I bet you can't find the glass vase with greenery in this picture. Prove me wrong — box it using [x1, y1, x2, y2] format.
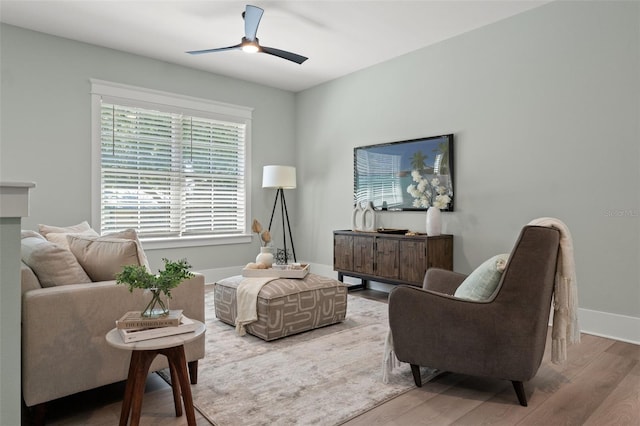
[116, 258, 194, 318]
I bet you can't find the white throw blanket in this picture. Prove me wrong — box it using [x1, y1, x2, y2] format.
[235, 276, 278, 336]
[528, 217, 580, 364]
[382, 329, 401, 384]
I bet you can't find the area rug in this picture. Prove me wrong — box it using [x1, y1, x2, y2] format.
[164, 289, 437, 425]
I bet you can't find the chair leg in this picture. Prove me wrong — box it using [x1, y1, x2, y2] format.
[512, 381, 528, 406]
[410, 364, 422, 387]
[29, 402, 47, 426]
[188, 360, 198, 384]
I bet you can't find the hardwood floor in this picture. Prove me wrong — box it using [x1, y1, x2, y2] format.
[24, 289, 639, 426]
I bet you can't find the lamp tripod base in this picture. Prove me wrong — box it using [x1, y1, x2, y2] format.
[268, 188, 297, 264]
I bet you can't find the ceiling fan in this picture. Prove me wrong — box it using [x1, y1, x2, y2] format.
[186, 5, 308, 64]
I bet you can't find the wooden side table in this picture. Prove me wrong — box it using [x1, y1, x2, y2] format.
[106, 321, 205, 426]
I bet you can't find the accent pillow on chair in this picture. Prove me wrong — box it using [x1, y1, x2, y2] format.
[454, 253, 509, 301]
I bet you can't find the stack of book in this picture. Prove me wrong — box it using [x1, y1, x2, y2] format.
[115, 309, 199, 343]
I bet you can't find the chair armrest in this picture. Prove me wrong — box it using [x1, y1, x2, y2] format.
[422, 268, 467, 295]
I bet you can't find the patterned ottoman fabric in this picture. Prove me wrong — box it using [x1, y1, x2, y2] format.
[215, 273, 348, 341]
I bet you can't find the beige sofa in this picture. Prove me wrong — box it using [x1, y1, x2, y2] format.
[20, 224, 205, 421]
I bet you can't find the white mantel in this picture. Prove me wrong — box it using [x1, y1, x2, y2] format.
[0, 181, 36, 218]
[1, 181, 35, 426]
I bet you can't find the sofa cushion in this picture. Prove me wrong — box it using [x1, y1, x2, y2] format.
[38, 221, 93, 237]
[454, 254, 509, 301]
[21, 236, 92, 287]
[67, 234, 148, 282]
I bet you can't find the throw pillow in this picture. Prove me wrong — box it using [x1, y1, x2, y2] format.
[45, 229, 99, 250]
[21, 236, 92, 287]
[38, 221, 93, 238]
[454, 254, 510, 301]
[104, 229, 150, 271]
[67, 235, 147, 282]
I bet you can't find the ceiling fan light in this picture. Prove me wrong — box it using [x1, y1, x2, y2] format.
[242, 44, 259, 53]
[241, 37, 259, 53]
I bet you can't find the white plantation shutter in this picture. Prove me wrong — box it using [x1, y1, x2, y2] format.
[94, 81, 250, 241]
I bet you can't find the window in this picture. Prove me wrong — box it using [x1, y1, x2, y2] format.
[91, 80, 253, 247]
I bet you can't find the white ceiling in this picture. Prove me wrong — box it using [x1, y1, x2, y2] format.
[0, 0, 550, 92]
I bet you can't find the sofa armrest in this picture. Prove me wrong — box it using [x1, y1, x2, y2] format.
[22, 273, 205, 407]
[21, 261, 41, 294]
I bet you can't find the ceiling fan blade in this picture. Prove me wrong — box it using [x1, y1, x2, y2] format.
[261, 46, 308, 64]
[186, 44, 241, 55]
[244, 5, 264, 41]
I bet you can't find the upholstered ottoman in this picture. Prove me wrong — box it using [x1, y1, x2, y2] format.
[214, 273, 348, 341]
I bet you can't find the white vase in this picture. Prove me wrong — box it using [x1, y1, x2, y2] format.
[256, 247, 274, 268]
[351, 203, 364, 231]
[426, 207, 442, 236]
[361, 202, 376, 231]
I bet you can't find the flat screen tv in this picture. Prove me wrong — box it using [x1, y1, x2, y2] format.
[354, 134, 454, 211]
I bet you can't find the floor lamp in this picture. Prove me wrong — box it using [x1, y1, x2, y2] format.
[262, 165, 297, 264]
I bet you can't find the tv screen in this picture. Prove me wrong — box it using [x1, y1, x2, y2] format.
[354, 134, 454, 211]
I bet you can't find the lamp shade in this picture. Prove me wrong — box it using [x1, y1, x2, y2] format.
[262, 165, 297, 189]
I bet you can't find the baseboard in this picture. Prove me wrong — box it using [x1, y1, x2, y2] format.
[196, 266, 244, 285]
[577, 308, 640, 345]
[196, 263, 640, 345]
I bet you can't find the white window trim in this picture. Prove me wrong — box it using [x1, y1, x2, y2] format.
[90, 79, 253, 248]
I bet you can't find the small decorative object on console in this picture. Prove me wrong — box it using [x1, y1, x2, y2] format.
[426, 207, 442, 236]
[376, 228, 409, 234]
[352, 201, 376, 232]
[116, 258, 194, 318]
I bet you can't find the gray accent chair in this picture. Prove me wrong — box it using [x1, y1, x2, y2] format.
[388, 225, 561, 406]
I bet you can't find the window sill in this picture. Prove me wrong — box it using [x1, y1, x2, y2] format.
[140, 234, 252, 250]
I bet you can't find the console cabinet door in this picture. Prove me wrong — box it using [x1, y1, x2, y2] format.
[353, 236, 374, 275]
[375, 238, 399, 280]
[334, 234, 353, 272]
[399, 239, 427, 285]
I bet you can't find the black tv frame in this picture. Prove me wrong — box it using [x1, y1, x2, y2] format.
[353, 134, 454, 212]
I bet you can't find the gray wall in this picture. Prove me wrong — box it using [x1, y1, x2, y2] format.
[0, 24, 297, 272]
[295, 0, 639, 317]
[1, 1, 638, 320]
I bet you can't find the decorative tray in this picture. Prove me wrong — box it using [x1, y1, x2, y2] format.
[242, 263, 310, 279]
[376, 228, 409, 234]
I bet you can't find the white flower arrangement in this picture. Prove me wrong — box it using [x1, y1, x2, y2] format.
[407, 170, 452, 209]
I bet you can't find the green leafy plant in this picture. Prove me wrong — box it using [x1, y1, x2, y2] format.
[116, 258, 194, 317]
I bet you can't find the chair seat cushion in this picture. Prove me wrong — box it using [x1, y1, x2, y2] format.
[454, 254, 509, 301]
